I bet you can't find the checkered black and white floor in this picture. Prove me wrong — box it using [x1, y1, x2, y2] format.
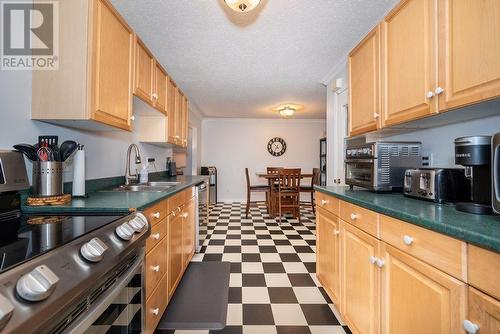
[157, 202, 351, 334]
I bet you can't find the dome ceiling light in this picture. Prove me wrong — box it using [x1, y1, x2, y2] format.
[279, 106, 295, 118]
[224, 0, 261, 13]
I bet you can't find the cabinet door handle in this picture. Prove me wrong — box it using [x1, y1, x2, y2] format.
[350, 213, 358, 221]
[182, 212, 188, 219]
[321, 199, 329, 205]
[463, 320, 480, 334]
[375, 258, 385, 268]
[426, 91, 435, 99]
[152, 212, 161, 219]
[152, 93, 158, 99]
[152, 233, 160, 240]
[435, 87, 444, 95]
[152, 308, 160, 316]
[369, 256, 377, 264]
[403, 235, 414, 246]
[333, 229, 340, 236]
[130, 115, 136, 121]
[373, 112, 380, 118]
[152, 265, 160, 272]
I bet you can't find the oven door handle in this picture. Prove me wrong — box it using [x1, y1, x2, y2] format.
[65, 252, 144, 334]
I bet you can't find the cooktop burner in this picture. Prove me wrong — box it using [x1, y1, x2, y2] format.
[0, 213, 124, 274]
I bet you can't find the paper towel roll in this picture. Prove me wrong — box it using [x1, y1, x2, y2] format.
[72, 149, 86, 197]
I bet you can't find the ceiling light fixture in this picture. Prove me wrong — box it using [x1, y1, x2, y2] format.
[279, 106, 295, 118]
[224, 0, 261, 13]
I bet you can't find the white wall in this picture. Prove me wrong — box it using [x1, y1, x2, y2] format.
[201, 118, 326, 202]
[0, 69, 173, 183]
[379, 114, 500, 167]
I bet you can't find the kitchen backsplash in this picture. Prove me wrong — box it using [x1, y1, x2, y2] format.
[1, 68, 173, 184]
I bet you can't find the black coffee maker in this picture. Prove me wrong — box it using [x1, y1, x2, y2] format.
[455, 136, 492, 215]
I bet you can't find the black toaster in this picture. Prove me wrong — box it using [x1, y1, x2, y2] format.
[404, 168, 471, 203]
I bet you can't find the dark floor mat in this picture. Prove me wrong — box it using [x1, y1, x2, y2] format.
[157, 261, 230, 330]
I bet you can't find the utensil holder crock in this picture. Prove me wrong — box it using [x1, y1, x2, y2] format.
[32, 161, 63, 196]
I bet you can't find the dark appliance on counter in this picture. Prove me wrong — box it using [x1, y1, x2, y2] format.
[166, 157, 177, 177]
[345, 140, 422, 192]
[455, 136, 492, 215]
[201, 166, 217, 204]
[403, 168, 470, 203]
[0, 150, 150, 333]
[493, 133, 500, 214]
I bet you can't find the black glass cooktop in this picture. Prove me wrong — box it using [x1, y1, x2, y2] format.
[0, 212, 124, 274]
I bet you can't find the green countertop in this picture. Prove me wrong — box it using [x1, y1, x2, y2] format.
[22, 175, 209, 214]
[315, 186, 500, 253]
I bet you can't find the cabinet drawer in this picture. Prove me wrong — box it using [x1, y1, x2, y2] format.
[469, 245, 500, 300]
[380, 215, 467, 281]
[144, 199, 167, 226]
[145, 238, 167, 300]
[146, 218, 167, 253]
[145, 273, 168, 334]
[316, 192, 339, 216]
[167, 191, 186, 214]
[339, 201, 379, 237]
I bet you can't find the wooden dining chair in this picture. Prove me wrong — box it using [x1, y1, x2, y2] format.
[245, 168, 271, 218]
[266, 167, 282, 216]
[276, 168, 302, 223]
[300, 168, 321, 211]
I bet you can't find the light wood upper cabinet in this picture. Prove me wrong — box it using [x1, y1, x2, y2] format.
[167, 78, 178, 144]
[341, 220, 380, 334]
[380, 243, 466, 334]
[32, 0, 134, 131]
[154, 63, 168, 114]
[134, 37, 155, 105]
[348, 26, 380, 136]
[316, 208, 341, 305]
[438, 0, 500, 111]
[466, 287, 500, 334]
[381, 0, 438, 127]
[181, 95, 189, 148]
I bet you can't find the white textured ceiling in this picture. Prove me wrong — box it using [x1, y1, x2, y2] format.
[111, 0, 398, 119]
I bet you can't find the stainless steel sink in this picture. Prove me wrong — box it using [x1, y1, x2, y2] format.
[100, 183, 176, 193]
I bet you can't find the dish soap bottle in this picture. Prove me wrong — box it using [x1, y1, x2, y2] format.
[139, 164, 149, 184]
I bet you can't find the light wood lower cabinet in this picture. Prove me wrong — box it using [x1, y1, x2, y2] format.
[316, 192, 500, 334]
[182, 198, 196, 267]
[316, 208, 341, 305]
[380, 243, 466, 334]
[145, 273, 168, 334]
[466, 287, 500, 334]
[341, 220, 380, 334]
[143, 187, 196, 333]
[168, 212, 183, 299]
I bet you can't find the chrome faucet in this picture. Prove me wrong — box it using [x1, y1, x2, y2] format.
[125, 144, 142, 185]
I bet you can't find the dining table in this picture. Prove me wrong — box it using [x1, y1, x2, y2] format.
[256, 172, 313, 218]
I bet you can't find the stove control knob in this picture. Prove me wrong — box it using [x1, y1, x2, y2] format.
[0, 294, 14, 330]
[80, 237, 109, 262]
[16, 265, 59, 302]
[115, 223, 134, 241]
[128, 216, 147, 233]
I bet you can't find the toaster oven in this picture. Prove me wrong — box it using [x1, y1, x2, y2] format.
[345, 141, 422, 192]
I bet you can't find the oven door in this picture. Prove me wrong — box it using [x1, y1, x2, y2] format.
[64, 252, 144, 334]
[345, 159, 375, 189]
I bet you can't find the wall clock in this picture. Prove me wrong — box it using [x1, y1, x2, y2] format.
[267, 137, 287, 157]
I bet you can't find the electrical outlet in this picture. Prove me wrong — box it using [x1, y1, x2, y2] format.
[422, 152, 433, 167]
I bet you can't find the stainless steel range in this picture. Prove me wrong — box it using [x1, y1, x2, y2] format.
[0, 151, 150, 333]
